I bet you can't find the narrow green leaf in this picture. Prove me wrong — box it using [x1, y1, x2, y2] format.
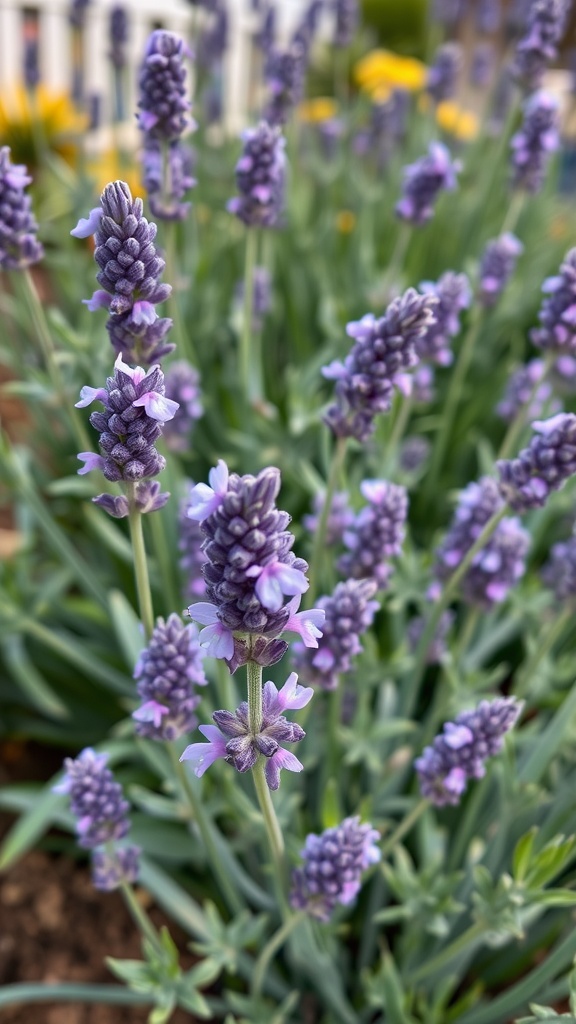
[0, 778, 65, 872]
[137, 857, 210, 941]
[513, 828, 538, 883]
[109, 589, 146, 669]
[1, 634, 69, 719]
[0, 984, 153, 1008]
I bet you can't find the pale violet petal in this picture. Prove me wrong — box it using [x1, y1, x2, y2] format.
[132, 391, 179, 422]
[75, 386, 108, 408]
[187, 602, 219, 625]
[70, 207, 103, 238]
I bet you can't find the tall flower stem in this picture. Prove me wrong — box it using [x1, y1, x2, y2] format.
[380, 221, 410, 298]
[247, 660, 285, 868]
[326, 683, 344, 779]
[167, 743, 243, 914]
[384, 394, 413, 474]
[401, 505, 508, 719]
[496, 352, 555, 460]
[307, 436, 347, 603]
[501, 190, 525, 235]
[127, 493, 155, 641]
[380, 798, 429, 859]
[240, 227, 259, 405]
[252, 911, 305, 998]
[163, 219, 196, 366]
[515, 604, 573, 699]
[120, 879, 163, 953]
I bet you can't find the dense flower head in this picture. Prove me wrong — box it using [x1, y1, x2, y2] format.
[513, 0, 571, 91]
[132, 614, 207, 741]
[71, 181, 174, 365]
[54, 748, 131, 848]
[181, 673, 312, 790]
[427, 44, 462, 104]
[407, 610, 454, 665]
[292, 0, 324, 54]
[431, 477, 530, 608]
[477, 0, 502, 34]
[531, 248, 576, 356]
[479, 232, 523, 307]
[396, 142, 460, 226]
[471, 43, 496, 88]
[496, 358, 558, 423]
[302, 490, 354, 547]
[255, 5, 276, 64]
[417, 272, 471, 366]
[69, 0, 90, 29]
[142, 139, 196, 222]
[227, 122, 286, 228]
[162, 360, 203, 452]
[497, 413, 576, 511]
[338, 480, 408, 588]
[198, 3, 228, 71]
[186, 462, 324, 668]
[76, 352, 178, 497]
[92, 845, 140, 892]
[323, 289, 438, 442]
[415, 697, 522, 805]
[137, 30, 191, 143]
[292, 579, 379, 690]
[290, 816, 381, 921]
[179, 484, 208, 600]
[542, 532, 576, 600]
[510, 90, 559, 194]
[333, 0, 359, 47]
[109, 6, 128, 68]
[0, 147, 44, 270]
[264, 43, 306, 126]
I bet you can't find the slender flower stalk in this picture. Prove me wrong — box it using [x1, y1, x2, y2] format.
[240, 227, 259, 404]
[307, 436, 347, 602]
[127, 489, 155, 640]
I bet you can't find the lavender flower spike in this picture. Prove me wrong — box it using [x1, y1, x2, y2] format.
[137, 30, 192, 143]
[513, 0, 571, 92]
[162, 359, 203, 452]
[71, 180, 174, 365]
[479, 233, 523, 307]
[264, 43, 306, 127]
[290, 817, 381, 921]
[142, 139, 196, 222]
[323, 289, 438, 442]
[303, 490, 354, 547]
[179, 483, 208, 600]
[415, 697, 522, 805]
[542, 533, 576, 600]
[338, 480, 408, 587]
[427, 44, 463, 104]
[396, 142, 460, 227]
[181, 672, 312, 790]
[531, 248, 576, 357]
[227, 122, 286, 228]
[497, 413, 576, 511]
[0, 147, 44, 270]
[186, 462, 324, 670]
[417, 272, 471, 366]
[510, 90, 559, 195]
[333, 0, 359, 47]
[496, 359, 558, 423]
[132, 613, 207, 741]
[293, 579, 379, 690]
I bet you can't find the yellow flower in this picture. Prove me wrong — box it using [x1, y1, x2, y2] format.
[86, 151, 143, 199]
[355, 50, 427, 95]
[0, 84, 87, 166]
[297, 97, 339, 123]
[436, 101, 479, 141]
[336, 210, 356, 233]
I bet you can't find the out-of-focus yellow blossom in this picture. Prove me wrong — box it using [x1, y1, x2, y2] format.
[436, 101, 479, 141]
[0, 85, 86, 166]
[336, 210, 356, 233]
[297, 97, 339, 123]
[86, 150, 143, 198]
[355, 50, 427, 96]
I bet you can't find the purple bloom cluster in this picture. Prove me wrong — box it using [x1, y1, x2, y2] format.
[427, 44, 462, 104]
[142, 139, 196, 222]
[412, 364, 436, 403]
[109, 6, 128, 69]
[71, 181, 174, 365]
[76, 354, 177, 516]
[293, 579, 379, 691]
[496, 359, 558, 423]
[0, 147, 44, 270]
[290, 816, 380, 921]
[542, 532, 576, 600]
[227, 122, 286, 228]
[415, 698, 522, 805]
[513, 0, 571, 91]
[407, 610, 454, 665]
[162, 360, 203, 452]
[471, 43, 496, 88]
[181, 673, 312, 789]
[303, 490, 354, 547]
[479, 233, 524, 307]
[198, 3, 229, 72]
[132, 613, 207, 741]
[497, 413, 576, 511]
[431, 477, 529, 608]
[92, 846, 139, 892]
[264, 43, 306, 126]
[396, 142, 460, 226]
[531, 248, 576, 356]
[338, 480, 408, 588]
[323, 289, 438, 442]
[137, 30, 191, 143]
[179, 484, 208, 600]
[476, 0, 501, 34]
[186, 462, 324, 669]
[417, 272, 471, 367]
[332, 0, 359, 47]
[510, 90, 559, 194]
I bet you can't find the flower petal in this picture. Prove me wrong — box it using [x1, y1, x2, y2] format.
[114, 353, 147, 386]
[187, 602, 218, 625]
[132, 391, 179, 422]
[264, 748, 304, 790]
[82, 290, 111, 312]
[132, 700, 169, 728]
[75, 385, 109, 408]
[77, 452, 105, 475]
[198, 622, 235, 660]
[71, 207, 103, 238]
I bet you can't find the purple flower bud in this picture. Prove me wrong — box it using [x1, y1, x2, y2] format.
[497, 413, 576, 511]
[227, 122, 286, 228]
[412, 364, 436, 403]
[470, 43, 496, 88]
[496, 358, 559, 422]
[513, 0, 571, 91]
[137, 30, 191, 143]
[181, 672, 312, 789]
[510, 90, 559, 194]
[292, 579, 379, 690]
[479, 233, 524, 307]
[407, 611, 454, 664]
[476, 0, 502, 34]
[399, 435, 431, 472]
[109, 6, 128, 69]
[338, 480, 408, 588]
[0, 147, 44, 270]
[417, 272, 471, 366]
[161, 360, 203, 452]
[92, 480, 169, 518]
[415, 697, 522, 805]
[54, 748, 131, 848]
[179, 483, 208, 600]
[323, 289, 438, 442]
[198, 4, 229, 71]
[142, 139, 196, 222]
[396, 142, 460, 226]
[290, 817, 381, 921]
[427, 44, 463, 104]
[92, 845, 140, 891]
[132, 614, 207, 741]
[264, 43, 306, 126]
[303, 490, 354, 547]
[531, 248, 576, 357]
[333, 0, 359, 47]
[542, 532, 576, 600]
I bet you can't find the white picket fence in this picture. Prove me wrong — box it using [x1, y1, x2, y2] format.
[0, 0, 312, 135]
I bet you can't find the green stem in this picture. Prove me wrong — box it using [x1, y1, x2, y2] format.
[380, 798, 429, 859]
[455, 607, 480, 669]
[240, 227, 259, 405]
[408, 921, 485, 983]
[497, 352, 555, 460]
[119, 879, 163, 952]
[0, 984, 153, 1009]
[127, 494, 155, 641]
[515, 605, 573, 700]
[163, 218, 196, 365]
[167, 744, 243, 914]
[252, 912, 305, 998]
[247, 657, 263, 734]
[148, 509, 180, 617]
[386, 394, 413, 472]
[252, 757, 285, 867]
[326, 683, 344, 778]
[501, 190, 525, 235]
[307, 436, 347, 603]
[381, 222, 411, 297]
